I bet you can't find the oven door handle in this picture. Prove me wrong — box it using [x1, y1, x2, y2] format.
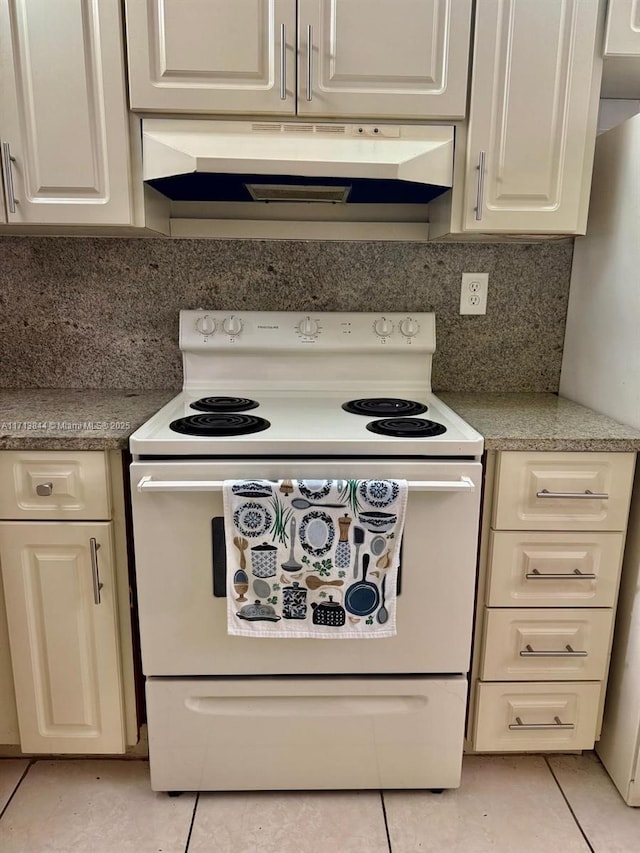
[136, 476, 476, 493]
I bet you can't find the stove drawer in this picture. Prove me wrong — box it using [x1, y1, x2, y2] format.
[481, 608, 614, 681]
[486, 530, 624, 608]
[492, 452, 635, 531]
[146, 676, 467, 791]
[0, 451, 110, 520]
[473, 681, 600, 752]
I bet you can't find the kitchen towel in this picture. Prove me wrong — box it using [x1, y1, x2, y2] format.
[223, 479, 407, 639]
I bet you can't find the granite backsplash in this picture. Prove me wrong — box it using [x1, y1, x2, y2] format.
[0, 236, 573, 392]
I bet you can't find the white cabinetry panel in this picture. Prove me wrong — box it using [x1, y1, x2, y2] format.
[487, 530, 624, 608]
[474, 681, 601, 752]
[0, 451, 110, 520]
[0, 0, 135, 225]
[0, 521, 125, 753]
[492, 451, 635, 532]
[126, 0, 296, 114]
[0, 578, 19, 744]
[463, 0, 601, 233]
[297, 0, 471, 118]
[481, 608, 613, 681]
[605, 0, 640, 54]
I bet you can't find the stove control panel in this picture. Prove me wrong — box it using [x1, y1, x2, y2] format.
[181, 311, 436, 352]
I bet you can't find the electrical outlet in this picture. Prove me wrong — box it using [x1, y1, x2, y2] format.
[460, 273, 489, 315]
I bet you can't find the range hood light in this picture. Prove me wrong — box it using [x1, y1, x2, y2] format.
[245, 183, 352, 203]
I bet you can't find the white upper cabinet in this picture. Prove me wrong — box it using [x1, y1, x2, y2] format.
[461, 0, 602, 234]
[297, 0, 471, 119]
[125, 0, 471, 119]
[0, 0, 137, 225]
[126, 0, 297, 115]
[604, 0, 640, 54]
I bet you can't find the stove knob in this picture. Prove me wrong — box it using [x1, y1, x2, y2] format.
[298, 316, 319, 337]
[399, 317, 420, 337]
[222, 315, 243, 336]
[373, 317, 394, 337]
[195, 315, 216, 336]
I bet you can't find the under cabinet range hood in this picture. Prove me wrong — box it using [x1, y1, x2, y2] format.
[142, 119, 454, 214]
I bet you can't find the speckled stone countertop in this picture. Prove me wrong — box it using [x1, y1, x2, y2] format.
[0, 390, 176, 450]
[1, 389, 639, 453]
[440, 393, 640, 452]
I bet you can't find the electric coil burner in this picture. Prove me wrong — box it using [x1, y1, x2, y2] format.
[190, 396, 259, 412]
[366, 417, 447, 438]
[169, 412, 270, 436]
[342, 397, 428, 417]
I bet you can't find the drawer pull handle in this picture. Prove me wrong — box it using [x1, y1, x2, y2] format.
[306, 24, 313, 101]
[90, 538, 103, 605]
[509, 715, 575, 731]
[536, 488, 609, 500]
[475, 150, 485, 221]
[35, 482, 53, 496]
[520, 643, 587, 658]
[1, 141, 17, 213]
[279, 23, 287, 100]
[526, 568, 597, 581]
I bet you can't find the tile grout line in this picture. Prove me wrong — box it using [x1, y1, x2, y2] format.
[183, 792, 200, 853]
[544, 757, 595, 853]
[0, 759, 35, 821]
[380, 791, 393, 853]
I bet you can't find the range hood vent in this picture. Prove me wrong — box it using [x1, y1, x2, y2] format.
[142, 119, 455, 204]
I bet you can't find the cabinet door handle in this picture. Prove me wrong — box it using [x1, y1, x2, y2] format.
[90, 537, 103, 605]
[519, 643, 587, 658]
[509, 715, 575, 731]
[1, 141, 17, 214]
[536, 488, 609, 500]
[474, 150, 485, 221]
[35, 482, 53, 497]
[525, 568, 597, 581]
[306, 24, 313, 101]
[280, 23, 287, 100]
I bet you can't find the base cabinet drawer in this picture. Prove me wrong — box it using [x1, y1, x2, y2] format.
[474, 682, 601, 752]
[487, 530, 624, 608]
[481, 608, 614, 681]
[146, 676, 467, 791]
[492, 452, 635, 531]
[0, 451, 110, 520]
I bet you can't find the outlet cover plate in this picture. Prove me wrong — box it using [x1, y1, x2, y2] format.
[460, 272, 488, 315]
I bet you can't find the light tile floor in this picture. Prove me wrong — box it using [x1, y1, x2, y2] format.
[1, 753, 639, 852]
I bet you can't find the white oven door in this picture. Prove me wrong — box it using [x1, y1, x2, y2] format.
[130, 459, 481, 676]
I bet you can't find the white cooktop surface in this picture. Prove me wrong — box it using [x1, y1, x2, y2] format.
[129, 389, 483, 457]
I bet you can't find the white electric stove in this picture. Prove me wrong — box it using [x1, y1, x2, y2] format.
[130, 310, 483, 459]
[129, 311, 484, 793]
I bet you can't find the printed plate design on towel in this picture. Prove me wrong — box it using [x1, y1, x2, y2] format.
[233, 502, 273, 538]
[358, 479, 399, 508]
[298, 480, 333, 501]
[223, 478, 407, 639]
[298, 510, 335, 557]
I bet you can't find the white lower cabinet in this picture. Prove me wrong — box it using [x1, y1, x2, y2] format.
[0, 521, 125, 753]
[468, 450, 636, 753]
[474, 682, 601, 752]
[0, 449, 136, 754]
[0, 577, 19, 744]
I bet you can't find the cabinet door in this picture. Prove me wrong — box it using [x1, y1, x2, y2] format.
[298, 0, 471, 119]
[126, 0, 296, 115]
[0, 577, 19, 744]
[0, 0, 135, 225]
[463, 0, 602, 233]
[605, 0, 640, 54]
[0, 522, 125, 753]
